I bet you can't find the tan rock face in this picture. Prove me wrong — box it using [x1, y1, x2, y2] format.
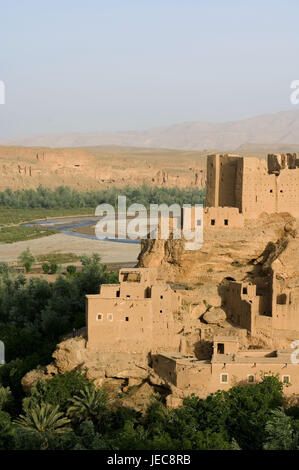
[22, 336, 150, 393]
[138, 213, 296, 287]
[0, 145, 206, 191]
[203, 307, 226, 324]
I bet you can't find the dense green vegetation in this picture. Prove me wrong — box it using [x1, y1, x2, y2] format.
[0, 372, 298, 450]
[0, 185, 206, 243]
[0, 185, 206, 211]
[0, 255, 117, 402]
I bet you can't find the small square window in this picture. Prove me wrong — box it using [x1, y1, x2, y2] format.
[282, 375, 290, 384]
[220, 374, 228, 383]
[243, 287, 248, 294]
[160, 310, 163, 313]
[247, 375, 255, 383]
[160, 295, 163, 299]
[211, 219, 215, 226]
[125, 317, 129, 322]
[97, 314, 103, 321]
[224, 219, 228, 226]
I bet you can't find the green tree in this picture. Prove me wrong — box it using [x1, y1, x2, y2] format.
[263, 408, 297, 450]
[67, 384, 110, 423]
[18, 248, 35, 273]
[66, 265, 77, 276]
[49, 262, 58, 274]
[41, 263, 50, 274]
[14, 402, 71, 449]
[26, 371, 91, 413]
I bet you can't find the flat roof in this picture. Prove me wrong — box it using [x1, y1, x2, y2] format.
[214, 336, 239, 342]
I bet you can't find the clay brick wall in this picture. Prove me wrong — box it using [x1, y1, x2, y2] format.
[86, 268, 181, 353]
[206, 153, 299, 219]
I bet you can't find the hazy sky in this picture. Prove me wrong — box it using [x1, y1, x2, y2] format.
[0, 0, 299, 138]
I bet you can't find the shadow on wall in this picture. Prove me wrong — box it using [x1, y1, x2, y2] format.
[193, 339, 213, 360]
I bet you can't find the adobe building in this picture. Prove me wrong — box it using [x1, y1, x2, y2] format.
[153, 336, 299, 401]
[221, 267, 299, 336]
[86, 267, 182, 354]
[205, 153, 299, 223]
[84, 151, 299, 401]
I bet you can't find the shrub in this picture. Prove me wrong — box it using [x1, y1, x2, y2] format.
[18, 248, 35, 273]
[42, 263, 50, 274]
[66, 265, 76, 276]
[49, 262, 58, 274]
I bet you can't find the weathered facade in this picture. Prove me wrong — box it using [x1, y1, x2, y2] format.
[206, 153, 299, 221]
[86, 268, 181, 353]
[153, 336, 298, 403]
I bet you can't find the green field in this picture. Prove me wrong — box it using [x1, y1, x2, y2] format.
[0, 226, 57, 244]
[0, 207, 93, 226]
[36, 252, 81, 264]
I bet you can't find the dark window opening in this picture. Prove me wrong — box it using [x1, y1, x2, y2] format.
[217, 343, 225, 354]
[211, 219, 215, 226]
[116, 291, 120, 297]
[242, 287, 248, 294]
[277, 293, 287, 305]
[125, 317, 129, 322]
[224, 219, 228, 226]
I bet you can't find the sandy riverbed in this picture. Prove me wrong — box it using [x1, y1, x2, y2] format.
[0, 233, 140, 264]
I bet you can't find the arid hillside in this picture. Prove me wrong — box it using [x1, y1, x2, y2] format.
[0, 145, 207, 191]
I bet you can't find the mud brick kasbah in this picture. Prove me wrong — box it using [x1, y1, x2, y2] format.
[23, 153, 299, 407]
[84, 153, 299, 406]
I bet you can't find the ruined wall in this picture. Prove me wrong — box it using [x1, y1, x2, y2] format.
[206, 153, 299, 219]
[222, 281, 258, 333]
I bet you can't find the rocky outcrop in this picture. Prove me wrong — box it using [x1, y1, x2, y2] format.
[22, 337, 150, 393]
[203, 307, 226, 324]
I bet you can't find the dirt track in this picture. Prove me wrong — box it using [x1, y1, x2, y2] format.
[0, 233, 140, 264]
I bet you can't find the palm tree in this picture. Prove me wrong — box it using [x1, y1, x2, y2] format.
[67, 385, 110, 423]
[14, 402, 71, 449]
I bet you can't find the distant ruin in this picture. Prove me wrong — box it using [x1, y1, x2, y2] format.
[206, 153, 299, 221]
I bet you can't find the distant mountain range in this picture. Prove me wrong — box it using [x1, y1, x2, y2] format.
[2, 109, 299, 151]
